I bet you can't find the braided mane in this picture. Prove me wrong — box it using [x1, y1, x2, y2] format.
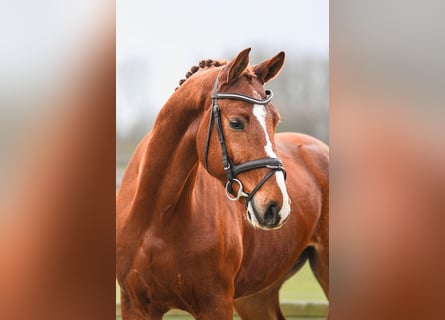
[175, 59, 227, 91]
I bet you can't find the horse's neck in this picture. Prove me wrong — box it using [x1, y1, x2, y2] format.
[137, 94, 203, 214]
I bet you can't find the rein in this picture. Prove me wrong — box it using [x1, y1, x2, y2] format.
[203, 75, 286, 204]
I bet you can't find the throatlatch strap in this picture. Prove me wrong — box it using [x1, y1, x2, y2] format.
[213, 104, 234, 182]
[203, 108, 213, 170]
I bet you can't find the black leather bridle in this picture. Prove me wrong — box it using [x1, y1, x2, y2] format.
[203, 75, 286, 204]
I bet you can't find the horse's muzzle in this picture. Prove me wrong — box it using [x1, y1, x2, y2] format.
[247, 200, 288, 230]
[263, 202, 281, 228]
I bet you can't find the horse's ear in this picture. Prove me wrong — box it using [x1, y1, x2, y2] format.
[253, 51, 285, 84]
[220, 48, 251, 84]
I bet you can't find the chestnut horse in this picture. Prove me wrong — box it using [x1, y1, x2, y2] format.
[116, 48, 329, 319]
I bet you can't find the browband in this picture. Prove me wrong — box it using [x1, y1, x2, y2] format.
[211, 76, 273, 105]
[212, 91, 273, 105]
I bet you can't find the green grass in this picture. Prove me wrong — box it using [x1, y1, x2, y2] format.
[280, 262, 327, 302]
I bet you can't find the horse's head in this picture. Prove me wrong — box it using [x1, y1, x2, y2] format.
[196, 48, 291, 230]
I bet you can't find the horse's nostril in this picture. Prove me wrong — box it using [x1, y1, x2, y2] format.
[264, 203, 280, 226]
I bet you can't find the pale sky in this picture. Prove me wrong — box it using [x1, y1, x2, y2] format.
[116, 0, 328, 135]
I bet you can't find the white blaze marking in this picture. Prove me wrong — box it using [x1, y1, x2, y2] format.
[252, 104, 276, 157]
[252, 104, 291, 223]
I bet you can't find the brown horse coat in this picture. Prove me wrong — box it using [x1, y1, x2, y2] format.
[117, 49, 329, 319]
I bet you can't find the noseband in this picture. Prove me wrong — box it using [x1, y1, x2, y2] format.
[203, 75, 287, 204]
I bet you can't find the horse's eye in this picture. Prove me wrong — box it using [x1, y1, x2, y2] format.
[229, 118, 245, 130]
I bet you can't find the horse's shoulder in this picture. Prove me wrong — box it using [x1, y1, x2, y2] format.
[276, 132, 329, 183]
